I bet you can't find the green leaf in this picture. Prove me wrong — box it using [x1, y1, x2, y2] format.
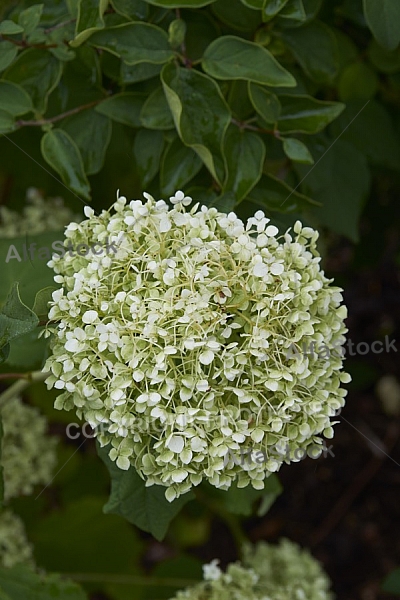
[202, 35, 296, 87]
[61, 108, 112, 175]
[240, 0, 266, 9]
[98, 443, 194, 541]
[133, 129, 164, 187]
[110, 0, 149, 20]
[0, 21, 24, 35]
[161, 63, 232, 184]
[89, 23, 175, 65]
[18, 4, 44, 35]
[247, 173, 319, 213]
[223, 126, 265, 201]
[249, 83, 281, 124]
[160, 137, 203, 195]
[140, 87, 174, 130]
[184, 10, 220, 61]
[281, 20, 339, 83]
[168, 18, 186, 49]
[277, 94, 345, 134]
[368, 39, 400, 74]
[41, 129, 90, 200]
[72, 0, 109, 47]
[0, 283, 39, 351]
[297, 138, 370, 241]
[282, 137, 314, 164]
[212, 0, 262, 31]
[96, 92, 145, 127]
[262, 0, 290, 21]
[121, 61, 161, 83]
[0, 565, 87, 599]
[363, 0, 400, 51]
[277, 0, 306, 21]
[0, 81, 33, 116]
[0, 42, 18, 73]
[0, 345, 10, 365]
[144, 0, 215, 7]
[4, 49, 62, 113]
[32, 286, 58, 320]
[0, 110, 15, 134]
[338, 62, 378, 101]
[257, 474, 283, 516]
[382, 568, 400, 595]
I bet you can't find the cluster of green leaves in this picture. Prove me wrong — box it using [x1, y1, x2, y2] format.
[0, 0, 399, 243]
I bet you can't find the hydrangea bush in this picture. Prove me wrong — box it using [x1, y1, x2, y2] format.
[170, 538, 333, 600]
[44, 191, 349, 501]
[0, 510, 34, 569]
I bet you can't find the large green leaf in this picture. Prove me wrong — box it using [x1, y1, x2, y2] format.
[202, 35, 296, 87]
[223, 125, 265, 202]
[0, 42, 18, 73]
[4, 49, 62, 113]
[161, 63, 231, 184]
[110, 0, 149, 20]
[89, 23, 175, 64]
[0, 110, 15, 134]
[41, 129, 90, 200]
[134, 129, 165, 187]
[95, 92, 145, 127]
[18, 4, 44, 35]
[160, 137, 203, 195]
[363, 0, 400, 51]
[98, 444, 194, 541]
[0, 283, 39, 352]
[277, 94, 345, 134]
[140, 87, 175, 130]
[297, 138, 370, 241]
[0, 566, 87, 600]
[0, 81, 33, 117]
[72, 0, 109, 47]
[121, 61, 162, 83]
[247, 173, 319, 213]
[61, 108, 112, 175]
[281, 20, 339, 83]
[248, 83, 281, 124]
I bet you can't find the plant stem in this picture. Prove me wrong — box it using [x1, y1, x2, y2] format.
[231, 117, 280, 138]
[0, 34, 57, 49]
[0, 370, 49, 407]
[16, 99, 104, 127]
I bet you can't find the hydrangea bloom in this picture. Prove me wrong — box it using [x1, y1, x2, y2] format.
[1, 396, 58, 501]
[170, 539, 333, 600]
[0, 187, 80, 238]
[0, 510, 34, 568]
[44, 191, 350, 501]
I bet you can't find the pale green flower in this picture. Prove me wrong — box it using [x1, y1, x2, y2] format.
[170, 539, 333, 600]
[1, 396, 58, 501]
[0, 187, 80, 238]
[44, 191, 350, 500]
[0, 510, 34, 568]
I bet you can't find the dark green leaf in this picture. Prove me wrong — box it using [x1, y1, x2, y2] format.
[18, 4, 44, 35]
[338, 62, 378, 101]
[140, 87, 174, 130]
[161, 63, 231, 184]
[121, 61, 162, 83]
[0, 283, 39, 351]
[0, 344, 10, 365]
[98, 443, 194, 541]
[32, 286, 58, 320]
[184, 10, 220, 61]
[89, 23, 175, 64]
[262, 0, 289, 21]
[282, 137, 314, 163]
[41, 129, 90, 200]
[368, 39, 400, 73]
[110, 0, 149, 20]
[382, 568, 400, 595]
[168, 18, 186, 48]
[249, 83, 281, 124]
[223, 125, 265, 201]
[0, 565, 87, 600]
[96, 92, 145, 127]
[277, 0, 306, 21]
[72, 0, 108, 47]
[248, 173, 319, 213]
[281, 20, 339, 83]
[0, 21, 24, 35]
[202, 35, 296, 87]
[297, 138, 370, 241]
[161, 137, 203, 195]
[277, 94, 345, 134]
[0, 42, 18, 73]
[211, 0, 262, 31]
[133, 129, 164, 187]
[363, 0, 400, 51]
[144, 0, 215, 7]
[61, 108, 112, 175]
[0, 81, 33, 116]
[240, 0, 266, 9]
[4, 49, 62, 113]
[0, 110, 15, 134]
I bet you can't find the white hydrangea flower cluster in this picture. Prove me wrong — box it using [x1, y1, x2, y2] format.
[44, 191, 350, 501]
[0, 187, 80, 238]
[1, 396, 58, 501]
[0, 510, 34, 569]
[170, 539, 333, 600]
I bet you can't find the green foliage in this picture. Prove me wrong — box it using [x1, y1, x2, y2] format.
[0, 284, 39, 361]
[382, 568, 400, 595]
[0, 565, 87, 600]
